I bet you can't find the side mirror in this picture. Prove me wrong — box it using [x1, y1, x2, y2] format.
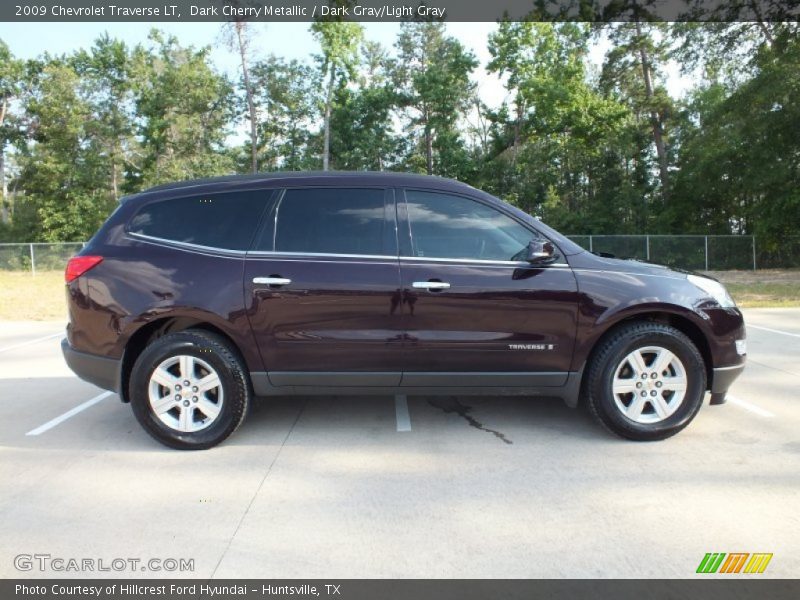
[525, 239, 555, 264]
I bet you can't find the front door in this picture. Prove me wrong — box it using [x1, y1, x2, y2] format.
[397, 189, 579, 387]
[244, 187, 403, 386]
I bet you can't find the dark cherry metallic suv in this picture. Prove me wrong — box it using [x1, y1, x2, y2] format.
[62, 172, 746, 449]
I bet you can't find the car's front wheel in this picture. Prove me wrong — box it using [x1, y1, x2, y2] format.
[585, 322, 707, 441]
[129, 329, 251, 450]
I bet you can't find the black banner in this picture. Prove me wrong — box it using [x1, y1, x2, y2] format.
[4, 580, 800, 600]
[2, 0, 799, 22]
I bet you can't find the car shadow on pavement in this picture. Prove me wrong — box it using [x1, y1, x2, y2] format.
[0, 375, 612, 452]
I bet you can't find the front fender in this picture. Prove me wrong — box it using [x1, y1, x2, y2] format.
[570, 268, 724, 372]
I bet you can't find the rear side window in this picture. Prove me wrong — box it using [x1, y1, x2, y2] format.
[403, 190, 539, 261]
[269, 188, 387, 255]
[128, 191, 268, 251]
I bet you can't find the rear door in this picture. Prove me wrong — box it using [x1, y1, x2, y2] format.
[397, 188, 579, 387]
[244, 187, 403, 387]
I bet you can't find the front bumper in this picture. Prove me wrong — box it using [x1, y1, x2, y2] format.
[709, 362, 745, 404]
[61, 338, 120, 393]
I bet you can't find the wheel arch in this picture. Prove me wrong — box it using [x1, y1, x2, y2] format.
[579, 308, 714, 395]
[119, 316, 245, 404]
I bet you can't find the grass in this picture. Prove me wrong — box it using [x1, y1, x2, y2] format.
[0, 270, 67, 321]
[1, 268, 798, 321]
[725, 283, 800, 307]
[705, 270, 800, 308]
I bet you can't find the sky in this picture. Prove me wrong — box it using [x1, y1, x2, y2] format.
[0, 21, 694, 112]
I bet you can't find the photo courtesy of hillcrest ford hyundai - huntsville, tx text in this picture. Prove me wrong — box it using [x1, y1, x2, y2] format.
[61, 172, 746, 449]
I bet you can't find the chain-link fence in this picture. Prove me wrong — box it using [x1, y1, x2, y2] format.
[566, 235, 759, 271]
[755, 237, 800, 269]
[0, 236, 795, 273]
[0, 243, 86, 274]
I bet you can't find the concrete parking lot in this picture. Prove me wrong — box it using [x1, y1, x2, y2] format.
[0, 310, 798, 579]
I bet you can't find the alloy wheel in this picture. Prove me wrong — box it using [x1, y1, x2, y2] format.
[147, 355, 224, 433]
[611, 345, 688, 424]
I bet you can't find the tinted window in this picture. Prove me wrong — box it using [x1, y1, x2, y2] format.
[129, 191, 267, 250]
[404, 190, 539, 261]
[272, 188, 387, 255]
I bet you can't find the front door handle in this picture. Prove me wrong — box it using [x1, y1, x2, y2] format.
[412, 281, 450, 290]
[253, 277, 292, 286]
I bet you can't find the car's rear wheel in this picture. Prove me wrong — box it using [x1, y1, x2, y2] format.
[129, 329, 250, 450]
[585, 322, 707, 441]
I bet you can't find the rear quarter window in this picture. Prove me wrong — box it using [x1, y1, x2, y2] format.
[128, 190, 268, 251]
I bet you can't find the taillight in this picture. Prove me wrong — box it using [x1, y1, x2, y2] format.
[65, 256, 103, 283]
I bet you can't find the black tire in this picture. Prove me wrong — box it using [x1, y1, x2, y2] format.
[584, 322, 707, 441]
[129, 329, 251, 450]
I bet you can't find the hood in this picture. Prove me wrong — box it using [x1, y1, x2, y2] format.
[570, 251, 689, 279]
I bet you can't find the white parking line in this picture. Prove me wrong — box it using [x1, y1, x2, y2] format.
[0, 332, 63, 354]
[26, 391, 114, 436]
[747, 324, 800, 338]
[395, 395, 411, 432]
[727, 395, 775, 418]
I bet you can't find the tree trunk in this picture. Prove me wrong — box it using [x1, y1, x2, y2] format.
[635, 22, 670, 203]
[111, 148, 119, 203]
[235, 23, 258, 173]
[0, 98, 6, 224]
[0, 143, 7, 225]
[323, 67, 334, 171]
[755, 21, 775, 47]
[749, 1, 776, 47]
[512, 97, 524, 164]
[423, 106, 433, 175]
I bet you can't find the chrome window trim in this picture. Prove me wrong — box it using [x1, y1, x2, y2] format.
[248, 250, 569, 267]
[271, 189, 285, 251]
[399, 256, 570, 268]
[127, 232, 246, 257]
[128, 232, 571, 268]
[247, 250, 398, 260]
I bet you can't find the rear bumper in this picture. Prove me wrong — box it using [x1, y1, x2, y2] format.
[62, 338, 119, 393]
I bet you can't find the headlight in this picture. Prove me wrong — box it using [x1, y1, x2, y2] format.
[687, 274, 736, 308]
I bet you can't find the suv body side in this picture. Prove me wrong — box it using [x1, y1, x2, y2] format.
[63, 172, 744, 409]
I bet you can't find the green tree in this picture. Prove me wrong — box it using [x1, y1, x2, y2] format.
[310, 19, 364, 171]
[329, 41, 401, 170]
[394, 22, 478, 177]
[72, 35, 135, 202]
[250, 56, 317, 170]
[0, 40, 24, 226]
[600, 21, 674, 204]
[222, 21, 259, 173]
[16, 60, 114, 241]
[131, 30, 234, 187]
[485, 22, 636, 232]
[671, 29, 800, 262]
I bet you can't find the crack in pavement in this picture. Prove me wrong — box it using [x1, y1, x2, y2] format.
[210, 400, 307, 578]
[428, 397, 513, 445]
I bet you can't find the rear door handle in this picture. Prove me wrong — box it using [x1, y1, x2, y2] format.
[412, 281, 450, 290]
[253, 277, 292, 286]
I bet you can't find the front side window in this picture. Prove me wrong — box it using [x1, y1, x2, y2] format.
[271, 188, 387, 255]
[128, 190, 268, 251]
[404, 190, 540, 261]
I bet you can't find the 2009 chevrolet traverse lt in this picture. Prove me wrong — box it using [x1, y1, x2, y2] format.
[62, 172, 745, 449]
